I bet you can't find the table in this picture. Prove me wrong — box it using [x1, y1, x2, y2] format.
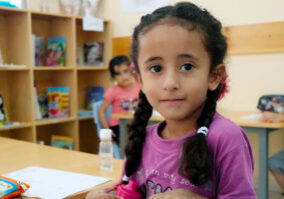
[0, 137, 123, 199]
[112, 110, 284, 199]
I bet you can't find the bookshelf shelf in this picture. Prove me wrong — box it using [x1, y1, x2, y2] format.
[0, 66, 29, 71]
[0, 123, 33, 131]
[77, 66, 108, 71]
[33, 67, 74, 71]
[0, 7, 113, 154]
[35, 117, 76, 126]
[77, 116, 93, 121]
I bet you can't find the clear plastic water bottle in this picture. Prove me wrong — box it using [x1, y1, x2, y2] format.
[99, 129, 113, 171]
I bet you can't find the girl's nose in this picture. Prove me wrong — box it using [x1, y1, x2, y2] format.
[163, 70, 180, 91]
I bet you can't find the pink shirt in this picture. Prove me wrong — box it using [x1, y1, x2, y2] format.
[104, 83, 140, 126]
[126, 113, 256, 199]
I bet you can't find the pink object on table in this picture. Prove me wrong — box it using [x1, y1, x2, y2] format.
[115, 180, 142, 199]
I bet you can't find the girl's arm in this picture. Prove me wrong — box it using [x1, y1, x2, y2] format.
[99, 100, 112, 129]
[149, 189, 207, 199]
[85, 180, 122, 199]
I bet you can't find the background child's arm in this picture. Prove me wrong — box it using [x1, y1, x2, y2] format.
[149, 189, 208, 199]
[99, 100, 112, 129]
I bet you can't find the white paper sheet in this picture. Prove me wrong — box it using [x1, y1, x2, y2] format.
[122, 0, 169, 13]
[241, 113, 262, 120]
[3, 166, 111, 199]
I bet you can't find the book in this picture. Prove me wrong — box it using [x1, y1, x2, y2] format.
[0, 94, 7, 125]
[36, 81, 49, 118]
[34, 85, 42, 120]
[0, 47, 3, 65]
[77, 43, 84, 66]
[51, 135, 73, 150]
[84, 42, 104, 66]
[86, 86, 104, 110]
[47, 87, 70, 118]
[46, 37, 67, 66]
[33, 35, 45, 66]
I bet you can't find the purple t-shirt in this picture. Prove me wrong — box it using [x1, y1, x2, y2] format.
[127, 112, 256, 199]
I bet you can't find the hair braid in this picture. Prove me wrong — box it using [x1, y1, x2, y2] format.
[125, 91, 153, 177]
[179, 85, 222, 186]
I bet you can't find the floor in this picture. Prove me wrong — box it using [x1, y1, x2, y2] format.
[269, 191, 284, 199]
[256, 189, 284, 199]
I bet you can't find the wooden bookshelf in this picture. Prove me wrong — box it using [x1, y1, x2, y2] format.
[0, 7, 113, 153]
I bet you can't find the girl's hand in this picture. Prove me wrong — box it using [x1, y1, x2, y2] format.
[149, 189, 207, 199]
[85, 181, 122, 199]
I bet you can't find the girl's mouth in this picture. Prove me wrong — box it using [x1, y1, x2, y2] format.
[161, 99, 184, 106]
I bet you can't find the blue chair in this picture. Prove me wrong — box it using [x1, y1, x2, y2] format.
[92, 101, 122, 159]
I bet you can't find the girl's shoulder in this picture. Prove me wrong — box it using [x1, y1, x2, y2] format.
[208, 112, 249, 150]
[210, 112, 243, 135]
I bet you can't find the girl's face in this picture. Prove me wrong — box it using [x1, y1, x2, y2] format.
[113, 64, 133, 88]
[136, 25, 222, 122]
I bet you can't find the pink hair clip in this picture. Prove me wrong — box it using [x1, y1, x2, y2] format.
[219, 73, 229, 100]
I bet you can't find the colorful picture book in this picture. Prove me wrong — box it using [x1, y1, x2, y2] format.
[84, 42, 104, 66]
[86, 86, 104, 110]
[33, 35, 45, 66]
[47, 87, 70, 118]
[0, 94, 7, 125]
[51, 135, 73, 150]
[46, 37, 67, 66]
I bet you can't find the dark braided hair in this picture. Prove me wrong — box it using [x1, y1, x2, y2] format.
[125, 1, 227, 186]
[125, 90, 153, 177]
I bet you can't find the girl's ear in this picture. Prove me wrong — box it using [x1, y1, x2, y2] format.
[133, 71, 143, 89]
[208, 64, 225, 91]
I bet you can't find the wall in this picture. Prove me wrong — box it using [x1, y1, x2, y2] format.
[30, 0, 284, 186]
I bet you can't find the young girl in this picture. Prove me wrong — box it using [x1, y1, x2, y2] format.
[99, 55, 140, 145]
[87, 2, 256, 199]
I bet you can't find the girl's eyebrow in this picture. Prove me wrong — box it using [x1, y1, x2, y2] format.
[144, 56, 162, 64]
[178, 54, 199, 61]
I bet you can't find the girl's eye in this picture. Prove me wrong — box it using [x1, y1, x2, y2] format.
[181, 63, 194, 71]
[150, 65, 162, 73]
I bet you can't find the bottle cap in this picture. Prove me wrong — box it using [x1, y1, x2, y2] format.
[116, 180, 142, 199]
[100, 129, 112, 140]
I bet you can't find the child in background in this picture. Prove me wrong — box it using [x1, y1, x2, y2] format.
[99, 55, 140, 145]
[260, 111, 284, 195]
[87, 2, 256, 199]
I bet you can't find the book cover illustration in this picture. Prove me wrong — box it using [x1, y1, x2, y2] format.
[51, 135, 73, 150]
[86, 86, 104, 110]
[0, 94, 7, 125]
[47, 87, 70, 118]
[46, 37, 66, 66]
[84, 42, 104, 66]
[33, 35, 45, 66]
